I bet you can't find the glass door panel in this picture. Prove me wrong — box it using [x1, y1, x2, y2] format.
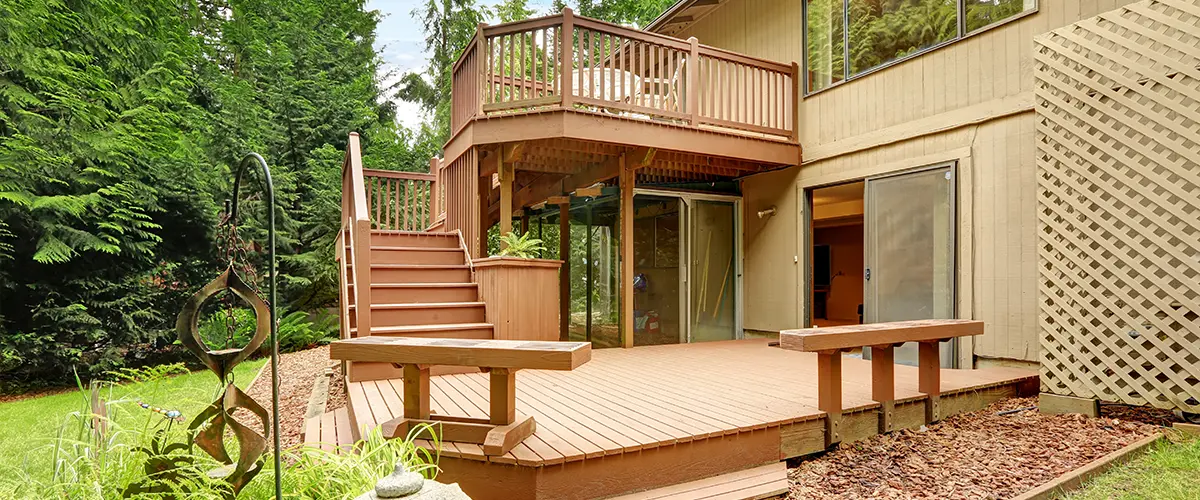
[632, 195, 683, 346]
[689, 200, 737, 342]
[865, 164, 956, 367]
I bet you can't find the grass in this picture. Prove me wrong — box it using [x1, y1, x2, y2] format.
[1069, 435, 1200, 500]
[0, 359, 267, 484]
[0, 358, 439, 499]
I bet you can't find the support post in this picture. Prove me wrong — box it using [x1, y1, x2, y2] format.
[790, 61, 801, 145]
[871, 344, 896, 433]
[520, 212, 529, 234]
[585, 204, 593, 342]
[489, 368, 517, 425]
[402, 364, 431, 420]
[558, 199, 571, 341]
[918, 341, 941, 423]
[817, 350, 842, 447]
[618, 153, 634, 348]
[499, 156, 514, 247]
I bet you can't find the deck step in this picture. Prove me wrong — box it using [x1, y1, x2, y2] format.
[349, 302, 487, 326]
[302, 407, 356, 454]
[370, 231, 459, 248]
[350, 322, 494, 339]
[347, 283, 479, 303]
[369, 246, 465, 265]
[370, 264, 471, 283]
[609, 462, 788, 500]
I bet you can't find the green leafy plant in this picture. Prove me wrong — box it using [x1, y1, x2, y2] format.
[497, 231, 546, 259]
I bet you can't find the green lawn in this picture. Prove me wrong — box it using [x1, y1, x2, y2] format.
[1069, 436, 1200, 500]
[0, 359, 266, 483]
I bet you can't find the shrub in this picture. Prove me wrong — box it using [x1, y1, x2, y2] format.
[497, 231, 547, 259]
[197, 308, 338, 355]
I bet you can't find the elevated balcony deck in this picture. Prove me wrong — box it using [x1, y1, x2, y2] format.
[443, 9, 801, 171]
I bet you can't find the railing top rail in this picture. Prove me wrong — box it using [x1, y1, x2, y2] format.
[450, 31, 480, 75]
[696, 44, 793, 73]
[571, 16, 692, 51]
[362, 168, 437, 182]
[344, 132, 369, 222]
[481, 13, 564, 37]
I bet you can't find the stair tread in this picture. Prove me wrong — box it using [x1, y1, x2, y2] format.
[368, 263, 469, 269]
[350, 322, 494, 334]
[347, 282, 477, 288]
[369, 246, 463, 252]
[349, 302, 485, 310]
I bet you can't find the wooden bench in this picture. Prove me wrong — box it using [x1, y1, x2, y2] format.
[329, 336, 591, 455]
[779, 319, 983, 446]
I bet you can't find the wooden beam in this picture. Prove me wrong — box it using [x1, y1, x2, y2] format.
[619, 153, 633, 349]
[547, 195, 570, 205]
[664, 15, 694, 25]
[817, 351, 842, 446]
[573, 185, 603, 198]
[402, 364, 431, 420]
[690, 0, 720, 6]
[558, 199, 571, 341]
[628, 146, 657, 168]
[502, 141, 527, 163]
[478, 171, 490, 257]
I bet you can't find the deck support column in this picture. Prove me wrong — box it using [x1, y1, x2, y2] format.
[918, 341, 941, 423]
[870, 344, 896, 433]
[477, 155, 491, 257]
[619, 153, 634, 348]
[498, 156, 514, 247]
[816, 350, 842, 447]
[556, 197, 571, 341]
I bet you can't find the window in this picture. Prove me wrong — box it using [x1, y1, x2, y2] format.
[804, 0, 1037, 94]
[806, 0, 845, 93]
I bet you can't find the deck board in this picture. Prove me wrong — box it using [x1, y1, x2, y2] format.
[347, 338, 1034, 470]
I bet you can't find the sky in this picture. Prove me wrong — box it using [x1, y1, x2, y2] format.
[368, 0, 555, 131]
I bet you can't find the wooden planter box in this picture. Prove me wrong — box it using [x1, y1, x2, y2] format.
[473, 257, 562, 342]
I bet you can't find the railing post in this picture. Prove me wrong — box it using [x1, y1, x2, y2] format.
[560, 8, 574, 109]
[428, 157, 440, 223]
[790, 61, 801, 145]
[346, 133, 372, 338]
[477, 23, 487, 118]
[687, 37, 699, 126]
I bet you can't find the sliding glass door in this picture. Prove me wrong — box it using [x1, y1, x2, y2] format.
[864, 164, 957, 367]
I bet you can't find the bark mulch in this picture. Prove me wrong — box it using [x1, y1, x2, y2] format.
[788, 397, 1164, 500]
[246, 345, 337, 451]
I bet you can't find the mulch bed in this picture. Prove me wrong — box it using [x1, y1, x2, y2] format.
[246, 345, 337, 451]
[788, 397, 1167, 499]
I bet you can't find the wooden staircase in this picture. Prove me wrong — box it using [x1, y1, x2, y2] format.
[342, 230, 493, 381]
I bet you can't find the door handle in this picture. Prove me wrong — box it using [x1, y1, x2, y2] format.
[865, 268, 871, 281]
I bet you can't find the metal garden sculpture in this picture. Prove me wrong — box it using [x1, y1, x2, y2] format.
[124, 153, 282, 499]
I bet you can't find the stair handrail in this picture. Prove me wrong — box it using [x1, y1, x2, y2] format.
[342, 132, 372, 336]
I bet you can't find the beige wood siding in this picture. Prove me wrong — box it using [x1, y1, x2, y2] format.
[677, 0, 1143, 362]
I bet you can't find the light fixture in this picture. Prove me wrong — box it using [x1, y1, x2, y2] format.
[757, 206, 777, 219]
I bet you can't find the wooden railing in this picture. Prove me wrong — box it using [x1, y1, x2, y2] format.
[363, 168, 438, 232]
[339, 133, 373, 338]
[449, 9, 799, 140]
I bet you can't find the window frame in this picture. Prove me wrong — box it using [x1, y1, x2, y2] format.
[801, 0, 1039, 96]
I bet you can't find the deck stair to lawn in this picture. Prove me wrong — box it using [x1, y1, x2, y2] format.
[342, 229, 493, 382]
[608, 462, 788, 500]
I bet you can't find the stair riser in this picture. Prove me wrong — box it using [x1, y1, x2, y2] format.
[350, 306, 486, 327]
[370, 249, 464, 265]
[362, 286, 479, 303]
[370, 233, 459, 248]
[371, 268, 471, 283]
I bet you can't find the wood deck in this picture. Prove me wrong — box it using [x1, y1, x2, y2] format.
[342, 338, 1037, 499]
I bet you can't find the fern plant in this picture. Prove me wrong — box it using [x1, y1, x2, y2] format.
[497, 231, 546, 259]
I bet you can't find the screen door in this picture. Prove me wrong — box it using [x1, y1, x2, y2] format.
[864, 164, 956, 367]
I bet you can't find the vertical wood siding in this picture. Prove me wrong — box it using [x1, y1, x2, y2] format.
[673, 0, 1144, 362]
[443, 147, 481, 255]
[474, 258, 563, 342]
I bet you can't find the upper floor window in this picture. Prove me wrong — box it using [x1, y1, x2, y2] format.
[805, 0, 1037, 94]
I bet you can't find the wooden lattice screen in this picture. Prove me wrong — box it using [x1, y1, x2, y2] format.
[1035, 0, 1200, 412]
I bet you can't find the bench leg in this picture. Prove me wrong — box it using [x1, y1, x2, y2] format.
[403, 364, 431, 420]
[871, 345, 895, 433]
[490, 368, 517, 425]
[817, 351, 842, 447]
[918, 341, 941, 423]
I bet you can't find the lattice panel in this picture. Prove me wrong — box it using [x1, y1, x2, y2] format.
[1035, 0, 1200, 412]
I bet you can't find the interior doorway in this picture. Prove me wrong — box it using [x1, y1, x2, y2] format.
[807, 163, 958, 368]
